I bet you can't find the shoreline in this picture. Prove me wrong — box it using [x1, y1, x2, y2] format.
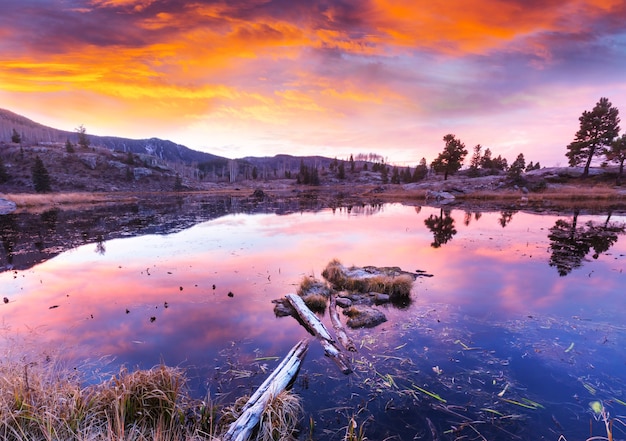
[3, 179, 626, 215]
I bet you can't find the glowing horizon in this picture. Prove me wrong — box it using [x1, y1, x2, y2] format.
[2, 0, 626, 166]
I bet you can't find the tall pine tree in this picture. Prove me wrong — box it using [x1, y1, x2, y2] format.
[566, 97, 620, 177]
[32, 156, 51, 193]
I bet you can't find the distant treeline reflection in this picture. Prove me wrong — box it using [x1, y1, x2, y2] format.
[420, 207, 625, 276]
[1, 200, 624, 277]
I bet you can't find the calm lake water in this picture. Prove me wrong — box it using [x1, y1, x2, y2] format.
[2, 200, 625, 440]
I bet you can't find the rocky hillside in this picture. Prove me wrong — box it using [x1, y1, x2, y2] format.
[0, 140, 196, 193]
[0, 108, 227, 166]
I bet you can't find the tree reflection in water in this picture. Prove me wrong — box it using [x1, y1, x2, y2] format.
[424, 207, 457, 248]
[548, 210, 625, 276]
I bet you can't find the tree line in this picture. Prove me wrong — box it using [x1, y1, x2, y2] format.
[4, 97, 625, 191]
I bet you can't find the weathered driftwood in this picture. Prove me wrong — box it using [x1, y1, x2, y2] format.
[285, 293, 352, 374]
[329, 293, 357, 352]
[221, 339, 309, 441]
[285, 293, 334, 342]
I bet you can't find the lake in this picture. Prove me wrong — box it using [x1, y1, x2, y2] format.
[1, 198, 625, 440]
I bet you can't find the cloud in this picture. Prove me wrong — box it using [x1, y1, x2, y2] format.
[1, 0, 626, 164]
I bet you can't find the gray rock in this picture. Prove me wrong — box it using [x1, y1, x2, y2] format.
[0, 198, 17, 215]
[425, 190, 455, 202]
[335, 296, 352, 308]
[343, 304, 387, 328]
[372, 292, 390, 304]
[80, 154, 98, 170]
[133, 167, 153, 179]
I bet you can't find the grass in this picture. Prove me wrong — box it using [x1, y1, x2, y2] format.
[0, 349, 302, 441]
[2, 192, 140, 212]
[322, 259, 414, 301]
[297, 276, 331, 313]
[302, 293, 328, 313]
[0, 357, 213, 441]
[217, 390, 302, 441]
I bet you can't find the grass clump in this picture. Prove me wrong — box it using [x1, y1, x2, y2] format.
[297, 276, 331, 313]
[95, 365, 187, 431]
[302, 293, 328, 313]
[0, 339, 306, 441]
[321, 259, 347, 289]
[219, 391, 302, 441]
[0, 355, 217, 440]
[322, 259, 415, 301]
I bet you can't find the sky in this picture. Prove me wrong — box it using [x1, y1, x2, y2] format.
[2, 0, 626, 166]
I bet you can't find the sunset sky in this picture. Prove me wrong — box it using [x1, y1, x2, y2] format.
[2, 0, 626, 165]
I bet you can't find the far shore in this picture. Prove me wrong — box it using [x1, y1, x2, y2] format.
[3, 175, 626, 214]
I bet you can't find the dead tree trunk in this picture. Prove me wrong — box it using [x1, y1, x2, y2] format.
[285, 293, 352, 374]
[329, 293, 357, 352]
[221, 339, 309, 441]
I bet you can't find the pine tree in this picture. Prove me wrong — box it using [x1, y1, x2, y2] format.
[11, 128, 21, 144]
[0, 156, 9, 183]
[431, 134, 468, 180]
[412, 158, 428, 181]
[32, 156, 51, 193]
[173, 173, 184, 191]
[76, 125, 90, 150]
[608, 134, 626, 185]
[507, 153, 526, 183]
[65, 139, 75, 153]
[566, 97, 620, 177]
[337, 162, 346, 179]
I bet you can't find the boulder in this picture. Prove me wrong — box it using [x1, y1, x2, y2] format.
[425, 190, 455, 202]
[343, 304, 387, 328]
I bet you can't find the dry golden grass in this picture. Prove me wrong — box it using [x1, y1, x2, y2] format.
[302, 293, 328, 313]
[322, 259, 414, 300]
[3, 192, 141, 213]
[0, 335, 307, 441]
[296, 276, 316, 295]
[218, 390, 302, 441]
[321, 259, 347, 288]
[0, 358, 209, 441]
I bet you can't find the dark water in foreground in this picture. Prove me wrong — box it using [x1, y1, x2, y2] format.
[1, 201, 625, 440]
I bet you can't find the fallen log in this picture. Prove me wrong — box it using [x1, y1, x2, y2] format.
[221, 339, 309, 441]
[285, 293, 334, 342]
[329, 293, 357, 352]
[285, 293, 352, 374]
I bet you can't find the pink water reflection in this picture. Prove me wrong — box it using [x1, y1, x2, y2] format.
[1, 205, 625, 373]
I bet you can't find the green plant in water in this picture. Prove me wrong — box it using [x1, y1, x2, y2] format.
[590, 400, 614, 441]
[343, 416, 367, 441]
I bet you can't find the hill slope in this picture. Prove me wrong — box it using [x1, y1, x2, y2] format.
[0, 108, 226, 166]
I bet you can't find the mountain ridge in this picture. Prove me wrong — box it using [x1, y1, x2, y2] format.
[0, 108, 227, 166]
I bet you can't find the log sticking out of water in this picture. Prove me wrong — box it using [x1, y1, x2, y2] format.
[285, 293, 352, 374]
[285, 293, 334, 342]
[329, 293, 357, 352]
[221, 339, 309, 441]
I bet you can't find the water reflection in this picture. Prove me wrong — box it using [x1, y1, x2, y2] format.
[548, 210, 625, 276]
[1, 203, 626, 440]
[423, 208, 457, 247]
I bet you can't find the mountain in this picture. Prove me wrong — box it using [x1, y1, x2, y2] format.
[0, 108, 227, 166]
